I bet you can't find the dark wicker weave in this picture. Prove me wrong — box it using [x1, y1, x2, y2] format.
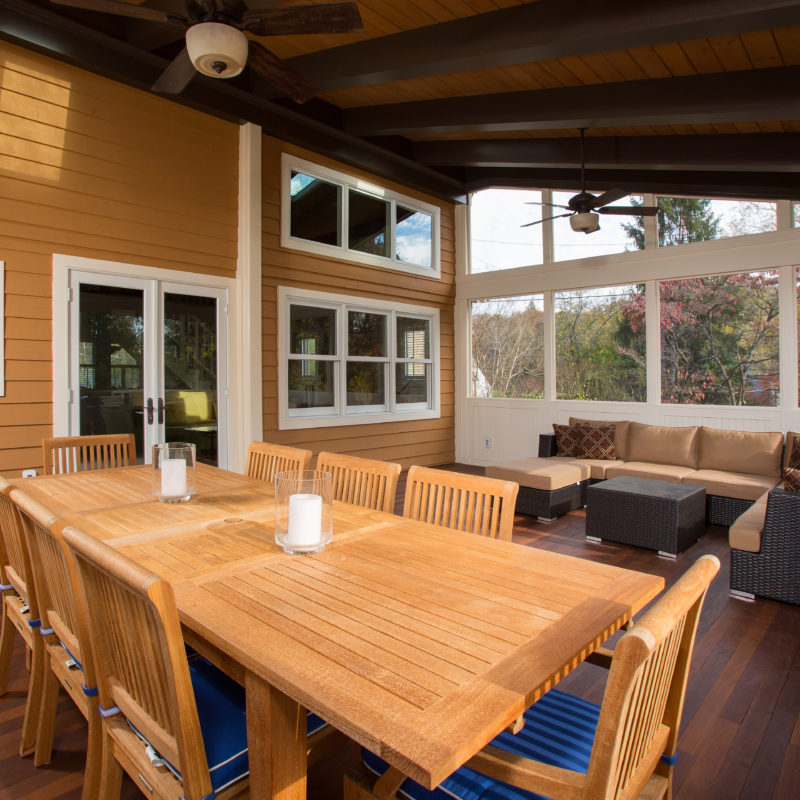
[586, 476, 706, 556]
[730, 488, 800, 605]
[516, 480, 588, 520]
[538, 433, 558, 457]
[707, 494, 754, 527]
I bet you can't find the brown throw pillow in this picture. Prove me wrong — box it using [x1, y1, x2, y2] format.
[788, 434, 800, 469]
[578, 424, 617, 460]
[552, 423, 583, 457]
[784, 466, 800, 492]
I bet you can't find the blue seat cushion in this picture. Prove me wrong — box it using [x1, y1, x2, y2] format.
[130, 656, 327, 796]
[362, 689, 599, 800]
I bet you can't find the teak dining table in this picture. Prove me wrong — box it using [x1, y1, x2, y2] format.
[14, 464, 664, 800]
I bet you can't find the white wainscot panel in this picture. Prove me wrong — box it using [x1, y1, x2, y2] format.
[661, 412, 781, 431]
[472, 404, 539, 465]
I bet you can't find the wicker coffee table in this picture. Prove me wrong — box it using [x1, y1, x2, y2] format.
[586, 475, 705, 557]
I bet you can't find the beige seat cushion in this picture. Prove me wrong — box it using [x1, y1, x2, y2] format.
[560, 457, 626, 480]
[605, 462, 696, 483]
[569, 417, 631, 460]
[729, 491, 770, 552]
[682, 470, 780, 501]
[486, 457, 589, 491]
[626, 423, 699, 468]
[698, 427, 783, 477]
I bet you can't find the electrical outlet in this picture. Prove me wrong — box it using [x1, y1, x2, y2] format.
[484, 437, 492, 448]
[22, 469, 37, 478]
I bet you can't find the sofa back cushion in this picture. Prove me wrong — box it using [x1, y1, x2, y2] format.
[698, 427, 783, 477]
[569, 418, 631, 460]
[626, 422, 699, 468]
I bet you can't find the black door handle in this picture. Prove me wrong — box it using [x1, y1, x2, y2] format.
[158, 397, 165, 425]
[146, 397, 154, 425]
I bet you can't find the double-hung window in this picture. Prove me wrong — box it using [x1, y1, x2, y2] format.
[280, 288, 439, 429]
[281, 154, 440, 278]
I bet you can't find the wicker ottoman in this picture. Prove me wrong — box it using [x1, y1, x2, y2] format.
[586, 476, 705, 557]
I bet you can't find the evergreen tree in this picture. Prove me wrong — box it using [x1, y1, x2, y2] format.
[622, 197, 720, 248]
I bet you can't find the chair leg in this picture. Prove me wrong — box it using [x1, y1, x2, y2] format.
[0, 608, 16, 695]
[81, 711, 102, 800]
[34, 658, 60, 766]
[19, 633, 44, 757]
[98, 736, 123, 799]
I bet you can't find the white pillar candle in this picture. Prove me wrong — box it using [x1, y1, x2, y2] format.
[287, 493, 322, 546]
[161, 458, 187, 497]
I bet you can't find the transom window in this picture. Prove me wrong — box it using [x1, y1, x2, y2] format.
[279, 288, 439, 429]
[282, 155, 440, 278]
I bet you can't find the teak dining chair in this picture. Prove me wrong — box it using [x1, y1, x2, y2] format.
[345, 554, 720, 800]
[245, 440, 313, 484]
[9, 488, 101, 800]
[0, 477, 45, 758]
[402, 466, 519, 541]
[42, 433, 137, 476]
[316, 452, 401, 513]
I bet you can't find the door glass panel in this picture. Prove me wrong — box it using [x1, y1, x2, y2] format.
[79, 285, 145, 461]
[163, 293, 218, 466]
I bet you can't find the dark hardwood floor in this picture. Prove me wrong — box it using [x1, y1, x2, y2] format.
[1, 465, 798, 799]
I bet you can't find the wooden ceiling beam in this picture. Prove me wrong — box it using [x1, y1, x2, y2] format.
[414, 133, 800, 172]
[288, 0, 800, 92]
[344, 66, 800, 136]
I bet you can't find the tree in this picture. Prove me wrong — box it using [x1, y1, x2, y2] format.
[622, 197, 720, 248]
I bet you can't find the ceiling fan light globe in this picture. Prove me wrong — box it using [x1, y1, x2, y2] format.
[186, 22, 248, 79]
[570, 212, 600, 234]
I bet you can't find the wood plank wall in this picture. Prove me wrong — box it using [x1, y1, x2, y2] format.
[259, 136, 456, 468]
[0, 42, 239, 476]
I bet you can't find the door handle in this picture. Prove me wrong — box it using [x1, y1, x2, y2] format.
[146, 397, 154, 425]
[158, 397, 165, 425]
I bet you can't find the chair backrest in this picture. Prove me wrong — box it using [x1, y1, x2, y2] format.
[402, 466, 518, 541]
[42, 433, 137, 475]
[0, 477, 38, 611]
[246, 441, 313, 484]
[62, 525, 213, 799]
[583, 554, 720, 799]
[316, 452, 401, 513]
[10, 489, 95, 688]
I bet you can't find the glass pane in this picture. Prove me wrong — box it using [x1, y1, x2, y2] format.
[794, 203, 800, 228]
[79, 284, 144, 461]
[554, 192, 645, 261]
[660, 271, 780, 406]
[469, 188, 544, 273]
[396, 206, 432, 267]
[396, 363, 429, 405]
[288, 360, 335, 409]
[396, 317, 429, 359]
[290, 305, 336, 356]
[163, 293, 218, 466]
[347, 362, 385, 406]
[348, 311, 386, 357]
[556, 286, 646, 401]
[656, 197, 777, 247]
[349, 190, 389, 257]
[290, 171, 341, 246]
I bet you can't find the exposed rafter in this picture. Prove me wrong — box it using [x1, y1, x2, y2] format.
[287, 0, 800, 92]
[344, 66, 800, 136]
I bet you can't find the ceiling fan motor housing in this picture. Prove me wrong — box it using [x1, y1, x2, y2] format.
[186, 22, 248, 79]
[570, 212, 600, 234]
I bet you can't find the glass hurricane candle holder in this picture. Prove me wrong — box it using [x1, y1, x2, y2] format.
[152, 443, 196, 503]
[274, 470, 333, 554]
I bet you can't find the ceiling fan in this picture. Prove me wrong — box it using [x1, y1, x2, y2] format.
[48, 0, 364, 103]
[522, 129, 659, 234]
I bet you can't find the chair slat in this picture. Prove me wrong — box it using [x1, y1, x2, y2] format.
[246, 441, 313, 485]
[316, 452, 401, 513]
[42, 434, 136, 476]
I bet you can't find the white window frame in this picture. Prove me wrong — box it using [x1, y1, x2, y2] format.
[281, 154, 441, 279]
[279, 287, 440, 430]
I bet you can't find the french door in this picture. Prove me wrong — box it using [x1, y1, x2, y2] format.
[68, 271, 229, 467]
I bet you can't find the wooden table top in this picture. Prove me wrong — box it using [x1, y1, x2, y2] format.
[15, 464, 664, 791]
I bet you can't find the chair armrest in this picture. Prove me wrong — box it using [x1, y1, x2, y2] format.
[761, 488, 800, 557]
[539, 433, 557, 457]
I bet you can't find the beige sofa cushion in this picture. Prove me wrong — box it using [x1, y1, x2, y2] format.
[569, 417, 631, 460]
[486, 457, 589, 491]
[729, 491, 770, 552]
[605, 462, 695, 483]
[626, 422, 699, 468]
[548, 456, 625, 480]
[698, 427, 783, 477]
[682, 470, 780, 501]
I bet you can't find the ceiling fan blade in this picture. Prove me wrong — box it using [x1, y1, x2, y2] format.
[521, 212, 573, 228]
[590, 188, 630, 209]
[598, 205, 660, 216]
[244, 2, 364, 36]
[525, 201, 570, 210]
[49, 0, 178, 24]
[152, 47, 195, 94]
[247, 41, 317, 103]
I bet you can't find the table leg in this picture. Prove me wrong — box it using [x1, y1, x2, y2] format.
[246, 671, 308, 800]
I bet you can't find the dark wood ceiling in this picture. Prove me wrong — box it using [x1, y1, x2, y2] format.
[3, 0, 800, 202]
